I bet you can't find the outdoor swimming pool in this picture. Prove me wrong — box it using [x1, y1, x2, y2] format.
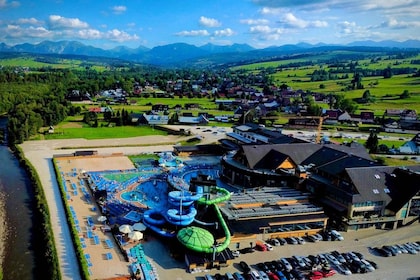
[120, 180, 168, 209]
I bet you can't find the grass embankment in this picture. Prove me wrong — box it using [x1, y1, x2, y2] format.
[52, 159, 90, 280]
[14, 146, 61, 279]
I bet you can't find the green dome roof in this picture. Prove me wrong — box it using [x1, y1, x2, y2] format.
[177, 226, 214, 251]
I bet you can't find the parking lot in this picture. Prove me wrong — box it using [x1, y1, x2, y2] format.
[144, 222, 420, 280]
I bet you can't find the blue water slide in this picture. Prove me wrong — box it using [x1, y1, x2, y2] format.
[165, 207, 197, 226]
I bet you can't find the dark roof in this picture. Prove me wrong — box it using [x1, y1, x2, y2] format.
[301, 146, 348, 167]
[346, 166, 420, 209]
[242, 143, 321, 169]
[317, 155, 379, 176]
[324, 142, 372, 160]
[254, 150, 290, 170]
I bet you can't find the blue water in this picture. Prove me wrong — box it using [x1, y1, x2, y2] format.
[0, 117, 36, 280]
[121, 180, 168, 209]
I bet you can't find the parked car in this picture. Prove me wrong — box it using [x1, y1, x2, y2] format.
[307, 235, 319, 243]
[232, 250, 240, 258]
[402, 243, 418, 254]
[233, 272, 245, 280]
[395, 244, 408, 254]
[280, 258, 293, 271]
[258, 271, 270, 280]
[249, 270, 262, 280]
[277, 238, 287, 245]
[266, 271, 280, 280]
[286, 237, 298, 245]
[270, 238, 280, 246]
[308, 271, 323, 280]
[257, 262, 269, 273]
[330, 251, 346, 263]
[321, 268, 336, 277]
[225, 272, 235, 280]
[330, 230, 344, 241]
[360, 259, 375, 272]
[336, 264, 352, 275]
[204, 274, 214, 280]
[374, 247, 392, 257]
[239, 247, 255, 254]
[296, 237, 305, 244]
[274, 271, 287, 280]
[264, 242, 274, 251]
[292, 256, 306, 268]
[325, 253, 340, 265]
[239, 261, 251, 273]
[382, 245, 397, 256]
[290, 269, 306, 280]
[313, 233, 323, 241]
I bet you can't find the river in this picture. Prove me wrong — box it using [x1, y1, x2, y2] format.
[0, 117, 36, 280]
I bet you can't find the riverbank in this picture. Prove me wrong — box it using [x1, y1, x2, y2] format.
[0, 191, 6, 276]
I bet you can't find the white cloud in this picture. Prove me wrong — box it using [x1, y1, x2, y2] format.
[112, 5, 127, 15]
[0, 0, 20, 9]
[48, 15, 89, 29]
[280, 13, 328, 29]
[249, 25, 284, 41]
[77, 29, 102, 39]
[240, 19, 269, 25]
[379, 18, 420, 29]
[259, 7, 284, 15]
[3, 24, 52, 39]
[199, 16, 221, 27]
[16, 17, 42, 25]
[105, 29, 139, 42]
[214, 28, 234, 37]
[175, 30, 210, 37]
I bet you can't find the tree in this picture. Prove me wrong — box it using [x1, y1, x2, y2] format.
[365, 131, 379, 153]
[383, 66, 393, 78]
[400, 90, 410, 99]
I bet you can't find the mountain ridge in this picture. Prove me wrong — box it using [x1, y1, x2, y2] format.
[1, 40, 419, 67]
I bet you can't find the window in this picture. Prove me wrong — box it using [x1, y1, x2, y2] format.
[384, 188, 390, 193]
[374, 174, 380, 179]
[372, 189, 380, 194]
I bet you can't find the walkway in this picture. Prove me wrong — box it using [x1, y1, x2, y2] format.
[19, 135, 190, 280]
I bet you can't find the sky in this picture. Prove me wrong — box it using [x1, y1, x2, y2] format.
[1, 0, 419, 49]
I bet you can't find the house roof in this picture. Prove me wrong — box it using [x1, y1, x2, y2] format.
[346, 166, 420, 209]
[241, 143, 321, 169]
[317, 155, 378, 176]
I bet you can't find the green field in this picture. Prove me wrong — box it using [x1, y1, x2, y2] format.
[0, 56, 108, 71]
[44, 125, 166, 140]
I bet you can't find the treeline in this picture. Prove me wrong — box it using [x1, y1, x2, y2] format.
[0, 82, 71, 144]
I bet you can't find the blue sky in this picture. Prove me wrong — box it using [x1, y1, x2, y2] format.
[1, 0, 419, 49]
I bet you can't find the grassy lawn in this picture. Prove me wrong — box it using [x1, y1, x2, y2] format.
[44, 125, 166, 140]
[373, 156, 419, 166]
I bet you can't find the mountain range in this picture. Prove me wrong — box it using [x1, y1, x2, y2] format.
[1, 40, 419, 67]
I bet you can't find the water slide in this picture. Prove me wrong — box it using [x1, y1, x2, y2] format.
[143, 209, 176, 238]
[143, 187, 203, 236]
[178, 186, 232, 254]
[166, 207, 197, 226]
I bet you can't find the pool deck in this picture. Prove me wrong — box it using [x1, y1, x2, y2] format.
[19, 135, 191, 280]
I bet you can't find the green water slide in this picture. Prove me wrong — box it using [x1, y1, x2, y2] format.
[177, 187, 231, 253]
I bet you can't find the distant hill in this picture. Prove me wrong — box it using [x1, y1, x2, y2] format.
[0, 39, 419, 67]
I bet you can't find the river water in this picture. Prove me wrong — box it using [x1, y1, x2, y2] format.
[0, 117, 36, 280]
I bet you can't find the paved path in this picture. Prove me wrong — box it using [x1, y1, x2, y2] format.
[19, 134, 194, 280]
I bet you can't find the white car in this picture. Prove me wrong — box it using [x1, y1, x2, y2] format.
[336, 264, 352, 275]
[280, 258, 293, 271]
[232, 250, 240, 258]
[264, 242, 274, 251]
[361, 259, 375, 272]
[325, 253, 340, 266]
[296, 237, 306, 244]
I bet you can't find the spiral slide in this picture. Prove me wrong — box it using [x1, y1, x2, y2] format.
[143, 187, 203, 236]
[143, 209, 176, 238]
[177, 186, 231, 254]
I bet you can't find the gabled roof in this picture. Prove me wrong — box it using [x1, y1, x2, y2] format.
[241, 143, 321, 169]
[324, 142, 372, 160]
[317, 155, 378, 176]
[254, 149, 290, 170]
[346, 166, 420, 209]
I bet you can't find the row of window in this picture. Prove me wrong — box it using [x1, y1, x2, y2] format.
[354, 201, 384, 207]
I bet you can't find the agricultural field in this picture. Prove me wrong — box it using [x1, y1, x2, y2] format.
[232, 51, 420, 115]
